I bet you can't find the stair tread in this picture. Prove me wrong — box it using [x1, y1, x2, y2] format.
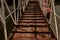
[11, 33, 53, 40]
[12, 27, 50, 32]
[19, 23, 48, 26]
[24, 14, 43, 16]
[24, 13, 43, 14]
[17, 20, 46, 23]
[24, 13, 43, 15]
[22, 17, 44, 19]
[12, 31, 50, 33]
[15, 25, 48, 27]
[21, 20, 46, 22]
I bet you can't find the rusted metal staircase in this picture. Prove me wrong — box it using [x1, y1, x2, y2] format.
[8, 0, 57, 40]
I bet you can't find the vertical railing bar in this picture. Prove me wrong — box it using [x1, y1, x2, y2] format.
[13, 0, 17, 24]
[52, 0, 58, 39]
[54, 15, 58, 40]
[17, 0, 20, 21]
[19, 0, 21, 20]
[45, 0, 47, 16]
[1, 0, 7, 40]
[22, 1, 25, 11]
[50, 0, 52, 24]
[20, 5, 22, 19]
[3, 23, 8, 40]
[19, 0, 22, 19]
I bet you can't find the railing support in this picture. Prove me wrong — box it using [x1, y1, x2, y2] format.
[1, 0, 7, 40]
[13, 0, 17, 25]
[52, 0, 58, 39]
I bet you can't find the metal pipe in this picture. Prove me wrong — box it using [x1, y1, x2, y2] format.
[52, 0, 58, 39]
[1, 0, 7, 40]
[13, 0, 17, 25]
[17, 0, 20, 21]
[4, 0, 16, 24]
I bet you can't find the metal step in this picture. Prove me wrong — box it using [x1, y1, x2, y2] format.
[13, 27, 50, 32]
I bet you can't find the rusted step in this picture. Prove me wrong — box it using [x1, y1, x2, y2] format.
[20, 20, 35, 23]
[25, 7, 39, 8]
[36, 20, 46, 23]
[23, 16, 35, 18]
[37, 34, 51, 40]
[19, 20, 46, 23]
[20, 22, 47, 25]
[26, 6, 40, 8]
[24, 13, 43, 15]
[14, 27, 50, 32]
[12, 31, 50, 34]
[25, 8, 40, 10]
[15, 27, 50, 32]
[25, 10, 41, 13]
[11, 33, 54, 40]
[25, 10, 40, 12]
[22, 19, 45, 20]
[23, 15, 44, 17]
[11, 33, 52, 40]
[26, 4, 40, 7]
[19, 22, 48, 26]
[23, 14, 43, 16]
[20, 20, 46, 23]
[26, 5, 39, 7]
[16, 27, 35, 32]
[36, 27, 50, 32]
[22, 18, 45, 20]
[23, 16, 44, 19]
[20, 21, 46, 23]
[15, 25, 48, 27]
[26, 3, 39, 6]
[29, 1, 38, 3]
[12, 33, 36, 40]
[25, 7, 39, 9]
[36, 23, 48, 25]
[25, 11, 40, 13]
[27, 3, 39, 6]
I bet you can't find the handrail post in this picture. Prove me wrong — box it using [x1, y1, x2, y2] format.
[52, 0, 58, 40]
[17, 0, 19, 21]
[1, 0, 7, 40]
[13, 0, 17, 25]
[50, 0, 52, 24]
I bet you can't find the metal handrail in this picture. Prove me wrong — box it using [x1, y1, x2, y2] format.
[52, 0, 59, 40]
[0, 0, 29, 40]
[38, 0, 59, 40]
